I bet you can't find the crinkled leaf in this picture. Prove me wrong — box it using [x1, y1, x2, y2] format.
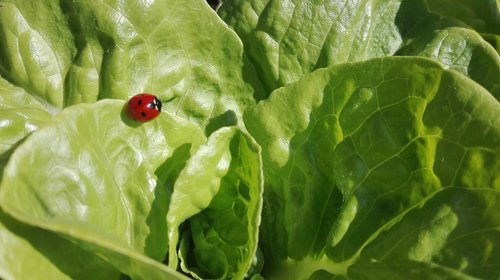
[394, 0, 500, 100]
[352, 187, 500, 279]
[0, 0, 255, 128]
[1, 0, 499, 279]
[78, 0, 254, 127]
[0, 76, 51, 180]
[0, 1, 75, 109]
[167, 127, 263, 280]
[0, 77, 52, 153]
[397, 27, 500, 100]
[218, 0, 403, 93]
[244, 57, 500, 279]
[0, 99, 205, 263]
[219, 0, 500, 98]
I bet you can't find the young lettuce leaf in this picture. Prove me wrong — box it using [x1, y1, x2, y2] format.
[244, 57, 500, 279]
[393, 0, 500, 100]
[219, 0, 500, 100]
[397, 27, 500, 100]
[218, 0, 403, 93]
[0, 0, 255, 128]
[0, 0, 75, 109]
[0, 99, 205, 278]
[167, 127, 263, 279]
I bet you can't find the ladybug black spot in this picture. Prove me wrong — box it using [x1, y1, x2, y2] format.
[137, 100, 142, 105]
[141, 112, 147, 117]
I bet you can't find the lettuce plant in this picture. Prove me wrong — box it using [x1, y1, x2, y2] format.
[0, 0, 499, 279]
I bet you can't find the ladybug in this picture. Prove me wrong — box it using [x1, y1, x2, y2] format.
[126, 93, 162, 122]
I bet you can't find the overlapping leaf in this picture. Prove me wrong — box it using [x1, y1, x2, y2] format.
[244, 57, 500, 279]
[167, 127, 263, 279]
[219, 0, 403, 93]
[0, 0, 499, 279]
[219, 0, 500, 100]
[0, 99, 205, 278]
[0, 77, 51, 181]
[0, 0, 255, 128]
[0, 210, 120, 280]
[397, 27, 500, 100]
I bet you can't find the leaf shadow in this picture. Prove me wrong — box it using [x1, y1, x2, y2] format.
[144, 143, 192, 262]
[120, 103, 142, 128]
[394, 0, 468, 55]
[205, 110, 238, 136]
[0, 135, 30, 183]
[0, 209, 119, 279]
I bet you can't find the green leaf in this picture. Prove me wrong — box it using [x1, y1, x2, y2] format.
[393, 0, 500, 100]
[424, 0, 500, 35]
[393, 0, 500, 53]
[1, 0, 499, 278]
[219, 0, 404, 93]
[348, 260, 480, 280]
[397, 27, 500, 100]
[219, 0, 500, 98]
[0, 1, 75, 109]
[62, 231, 192, 280]
[75, 0, 255, 126]
[0, 78, 51, 149]
[0, 210, 119, 280]
[244, 57, 500, 279]
[481, 33, 500, 53]
[0, 76, 51, 181]
[167, 127, 263, 279]
[0, 0, 255, 129]
[0, 99, 205, 263]
[353, 188, 500, 279]
[60, 0, 104, 106]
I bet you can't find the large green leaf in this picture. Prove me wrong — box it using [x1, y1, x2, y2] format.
[0, 210, 119, 280]
[397, 27, 500, 100]
[350, 187, 500, 279]
[218, 0, 403, 93]
[394, 0, 500, 101]
[0, 1, 75, 109]
[244, 57, 500, 279]
[1, 0, 499, 278]
[219, 0, 500, 99]
[0, 99, 205, 271]
[0, 0, 254, 128]
[167, 127, 263, 279]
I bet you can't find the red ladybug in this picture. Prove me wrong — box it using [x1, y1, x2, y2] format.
[126, 93, 162, 122]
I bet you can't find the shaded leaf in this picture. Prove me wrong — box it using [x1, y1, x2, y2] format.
[244, 57, 500, 279]
[219, 0, 403, 93]
[0, 99, 205, 262]
[167, 127, 263, 280]
[0, 210, 119, 280]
